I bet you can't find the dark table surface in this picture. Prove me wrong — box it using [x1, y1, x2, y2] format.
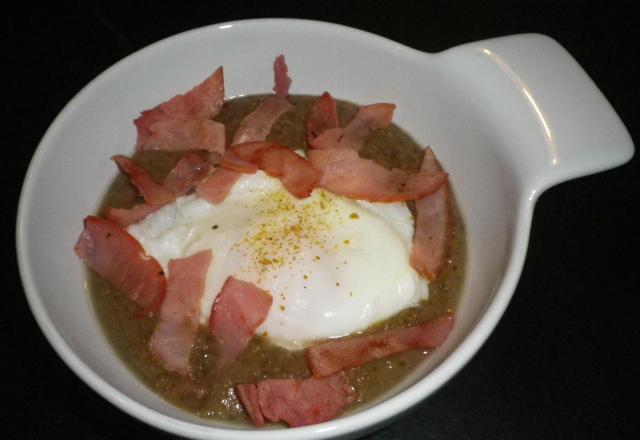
[5, 2, 639, 439]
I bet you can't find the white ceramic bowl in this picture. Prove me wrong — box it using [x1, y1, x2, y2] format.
[16, 19, 633, 440]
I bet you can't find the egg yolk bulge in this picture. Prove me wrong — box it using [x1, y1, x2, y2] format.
[127, 171, 428, 349]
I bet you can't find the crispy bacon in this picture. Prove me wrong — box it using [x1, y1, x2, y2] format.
[134, 67, 226, 153]
[149, 250, 212, 375]
[236, 374, 355, 428]
[196, 167, 243, 205]
[112, 155, 176, 205]
[309, 103, 395, 151]
[308, 148, 447, 202]
[163, 153, 213, 196]
[231, 56, 293, 145]
[208, 277, 273, 367]
[306, 316, 454, 378]
[306, 92, 339, 143]
[74, 216, 166, 313]
[410, 148, 452, 280]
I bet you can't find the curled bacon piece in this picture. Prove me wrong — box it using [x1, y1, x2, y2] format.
[232, 98, 292, 145]
[231, 55, 293, 145]
[224, 142, 320, 199]
[208, 277, 273, 368]
[74, 216, 166, 313]
[272, 54, 292, 98]
[108, 153, 214, 225]
[309, 103, 395, 151]
[149, 250, 212, 375]
[236, 383, 265, 427]
[308, 148, 447, 202]
[306, 91, 339, 143]
[410, 148, 453, 280]
[104, 203, 162, 228]
[136, 116, 226, 154]
[134, 67, 226, 153]
[162, 153, 213, 196]
[196, 167, 244, 205]
[306, 315, 454, 378]
[112, 155, 175, 206]
[236, 373, 355, 428]
[253, 145, 320, 199]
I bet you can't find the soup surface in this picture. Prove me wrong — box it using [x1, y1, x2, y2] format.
[88, 95, 466, 422]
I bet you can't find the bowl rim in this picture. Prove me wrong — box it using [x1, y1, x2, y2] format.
[16, 17, 535, 439]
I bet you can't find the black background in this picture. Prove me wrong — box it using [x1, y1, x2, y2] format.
[4, 1, 639, 439]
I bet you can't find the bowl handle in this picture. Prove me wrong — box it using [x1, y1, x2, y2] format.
[441, 34, 634, 196]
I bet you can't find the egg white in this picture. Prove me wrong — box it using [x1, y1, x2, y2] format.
[127, 171, 428, 349]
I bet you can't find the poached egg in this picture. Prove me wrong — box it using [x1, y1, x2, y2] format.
[128, 170, 428, 349]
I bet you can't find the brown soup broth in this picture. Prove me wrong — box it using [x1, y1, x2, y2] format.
[88, 95, 466, 422]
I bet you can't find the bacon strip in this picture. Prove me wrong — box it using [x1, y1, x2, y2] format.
[273, 54, 292, 98]
[224, 142, 320, 199]
[306, 92, 339, 143]
[208, 277, 273, 367]
[236, 384, 265, 427]
[309, 103, 395, 151]
[196, 167, 243, 205]
[253, 145, 320, 198]
[134, 67, 226, 153]
[112, 155, 176, 206]
[149, 250, 212, 375]
[219, 153, 258, 173]
[308, 148, 447, 202]
[137, 116, 226, 154]
[410, 148, 453, 280]
[74, 216, 166, 313]
[108, 153, 214, 225]
[305, 316, 453, 378]
[231, 98, 292, 145]
[236, 374, 355, 428]
[104, 203, 162, 228]
[163, 153, 213, 196]
[231, 56, 293, 145]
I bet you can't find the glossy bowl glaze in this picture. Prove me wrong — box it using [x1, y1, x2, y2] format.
[16, 18, 633, 440]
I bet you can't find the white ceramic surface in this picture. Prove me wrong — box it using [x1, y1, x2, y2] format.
[16, 19, 633, 440]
